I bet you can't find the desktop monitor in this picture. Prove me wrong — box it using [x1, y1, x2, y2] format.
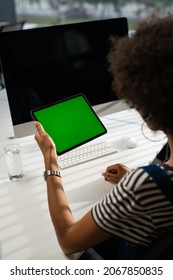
[0, 17, 128, 137]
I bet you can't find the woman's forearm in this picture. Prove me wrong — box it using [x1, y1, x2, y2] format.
[44, 156, 75, 252]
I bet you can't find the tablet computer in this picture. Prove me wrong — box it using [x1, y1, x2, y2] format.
[30, 94, 107, 155]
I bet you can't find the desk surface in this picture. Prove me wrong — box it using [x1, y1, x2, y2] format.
[0, 89, 167, 260]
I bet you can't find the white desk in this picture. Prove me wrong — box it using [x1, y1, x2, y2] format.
[0, 89, 167, 260]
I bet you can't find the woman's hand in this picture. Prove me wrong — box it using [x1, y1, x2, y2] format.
[102, 163, 130, 183]
[34, 121, 58, 162]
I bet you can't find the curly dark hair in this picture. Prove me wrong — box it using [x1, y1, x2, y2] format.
[108, 14, 173, 133]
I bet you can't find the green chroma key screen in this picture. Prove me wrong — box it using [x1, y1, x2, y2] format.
[31, 94, 107, 155]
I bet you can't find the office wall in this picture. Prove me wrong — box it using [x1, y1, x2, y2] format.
[0, 0, 16, 22]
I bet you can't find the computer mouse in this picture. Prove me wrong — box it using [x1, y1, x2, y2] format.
[121, 136, 138, 149]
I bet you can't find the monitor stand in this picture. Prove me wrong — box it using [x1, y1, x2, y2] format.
[14, 121, 35, 138]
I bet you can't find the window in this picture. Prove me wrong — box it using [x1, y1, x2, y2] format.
[14, 0, 173, 30]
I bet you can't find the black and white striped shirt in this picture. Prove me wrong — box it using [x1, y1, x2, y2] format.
[91, 165, 173, 246]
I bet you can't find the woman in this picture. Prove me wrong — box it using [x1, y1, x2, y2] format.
[34, 15, 173, 259]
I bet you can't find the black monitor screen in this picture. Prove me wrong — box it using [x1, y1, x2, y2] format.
[0, 18, 128, 126]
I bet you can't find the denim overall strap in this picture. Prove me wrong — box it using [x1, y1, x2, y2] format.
[142, 164, 173, 204]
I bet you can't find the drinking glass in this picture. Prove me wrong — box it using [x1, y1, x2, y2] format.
[4, 143, 24, 181]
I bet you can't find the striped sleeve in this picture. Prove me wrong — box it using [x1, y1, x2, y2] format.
[91, 168, 173, 245]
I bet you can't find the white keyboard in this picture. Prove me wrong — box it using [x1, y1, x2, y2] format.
[58, 142, 118, 169]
